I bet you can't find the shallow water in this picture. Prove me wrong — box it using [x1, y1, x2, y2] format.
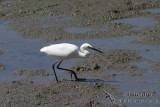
[107, 72, 160, 106]
[141, 8, 160, 13]
[0, 1, 11, 5]
[0, 23, 52, 81]
[110, 17, 156, 28]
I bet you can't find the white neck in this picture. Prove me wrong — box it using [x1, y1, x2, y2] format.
[78, 47, 89, 58]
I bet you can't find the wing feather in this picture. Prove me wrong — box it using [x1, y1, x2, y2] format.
[40, 43, 78, 58]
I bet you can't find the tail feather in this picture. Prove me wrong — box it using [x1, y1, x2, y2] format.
[40, 47, 47, 53]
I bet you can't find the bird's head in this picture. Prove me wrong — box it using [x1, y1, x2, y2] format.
[81, 43, 103, 54]
[81, 43, 92, 49]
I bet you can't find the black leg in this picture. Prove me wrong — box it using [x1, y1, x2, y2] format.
[71, 73, 73, 80]
[57, 61, 78, 81]
[52, 60, 59, 82]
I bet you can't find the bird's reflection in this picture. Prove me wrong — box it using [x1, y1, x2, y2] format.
[63, 78, 120, 83]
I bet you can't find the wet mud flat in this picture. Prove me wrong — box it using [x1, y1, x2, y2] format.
[0, 0, 160, 107]
[0, 81, 122, 107]
[0, 0, 160, 43]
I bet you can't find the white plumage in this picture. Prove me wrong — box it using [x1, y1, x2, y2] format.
[41, 43, 79, 59]
[40, 43, 103, 81]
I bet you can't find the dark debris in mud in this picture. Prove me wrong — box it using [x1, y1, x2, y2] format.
[0, 50, 5, 70]
[0, 64, 5, 70]
[151, 62, 160, 72]
[0, 49, 5, 55]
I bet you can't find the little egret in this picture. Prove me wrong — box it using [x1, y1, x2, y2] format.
[40, 43, 103, 81]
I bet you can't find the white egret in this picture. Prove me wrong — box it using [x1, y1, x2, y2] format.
[40, 43, 103, 81]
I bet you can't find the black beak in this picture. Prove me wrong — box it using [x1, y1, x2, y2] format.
[89, 47, 103, 54]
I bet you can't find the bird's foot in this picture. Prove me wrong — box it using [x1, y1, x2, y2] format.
[75, 78, 86, 81]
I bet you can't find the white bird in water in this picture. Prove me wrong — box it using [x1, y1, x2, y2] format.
[40, 43, 103, 82]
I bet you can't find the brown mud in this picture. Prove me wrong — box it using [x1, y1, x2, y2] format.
[0, 49, 5, 70]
